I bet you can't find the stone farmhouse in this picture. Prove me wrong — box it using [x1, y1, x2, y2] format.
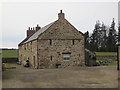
[18, 10, 86, 69]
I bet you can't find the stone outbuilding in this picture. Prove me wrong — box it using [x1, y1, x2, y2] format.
[85, 49, 96, 66]
[18, 10, 85, 69]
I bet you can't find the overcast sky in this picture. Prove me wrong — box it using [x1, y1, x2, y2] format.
[1, 1, 118, 48]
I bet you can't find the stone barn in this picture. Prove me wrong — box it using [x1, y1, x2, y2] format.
[18, 10, 85, 69]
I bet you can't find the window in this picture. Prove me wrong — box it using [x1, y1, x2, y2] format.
[31, 42, 32, 52]
[62, 53, 71, 61]
[24, 44, 26, 50]
[72, 40, 74, 45]
[50, 56, 52, 61]
[27, 43, 28, 49]
[50, 39, 52, 45]
[78, 39, 81, 42]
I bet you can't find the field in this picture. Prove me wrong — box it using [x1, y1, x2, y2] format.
[95, 52, 117, 56]
[2, 49, 18, 58]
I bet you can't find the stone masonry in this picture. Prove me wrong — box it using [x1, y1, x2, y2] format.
[18, 10, 85, 69]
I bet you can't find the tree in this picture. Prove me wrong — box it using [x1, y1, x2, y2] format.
[118, 22, 120, 43]
[90, 21, 101, 51]
[84, 31, 90, 49]
[106, 18, 117, 52]
[98, 23, 107, 51]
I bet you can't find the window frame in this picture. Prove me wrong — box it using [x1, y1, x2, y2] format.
[62, 52, 71, 61]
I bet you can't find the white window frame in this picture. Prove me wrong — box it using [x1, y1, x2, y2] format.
[62, 53, 71, 61]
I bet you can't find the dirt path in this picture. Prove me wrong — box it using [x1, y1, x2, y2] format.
[2, 64, 118, 88]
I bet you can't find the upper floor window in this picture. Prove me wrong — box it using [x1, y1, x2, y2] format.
[27, 43, 28, 49]
[72, 40, 74, 45]
[24, 44, 26, 50]
[31, 42, 32, 52]
[50, 39, 52, 45]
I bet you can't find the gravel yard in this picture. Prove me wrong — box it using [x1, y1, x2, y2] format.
[2, 64, 118, 88]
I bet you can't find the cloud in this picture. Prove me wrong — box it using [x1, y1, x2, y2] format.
[0, 41, 18, 49]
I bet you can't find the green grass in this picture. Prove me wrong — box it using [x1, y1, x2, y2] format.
[2, 63, 16, 69]
[95, 52, 117, 56]
[2, 49, 18, 58]
[108, 61, 117, 65]
[4, 63, 14, 68]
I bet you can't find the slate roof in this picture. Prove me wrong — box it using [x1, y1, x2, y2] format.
[19, 21, 56, 45]
[18, 34, 33, 46]
[19, 14, 84, 46]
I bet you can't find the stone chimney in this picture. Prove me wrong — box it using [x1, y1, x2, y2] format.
[58, 10, 65, 20]
[35, 24, 41, 31]
[26, 24, 41, 37]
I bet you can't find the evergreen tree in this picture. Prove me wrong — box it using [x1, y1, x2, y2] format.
[99, 23, 107, 51]
[90, 21, 101, 51]
[106, 18, 117, 52]
[118, 22, 120, 43]
[84, 31, 90, 49]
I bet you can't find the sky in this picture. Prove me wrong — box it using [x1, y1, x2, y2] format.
[1, 1, 118, 48]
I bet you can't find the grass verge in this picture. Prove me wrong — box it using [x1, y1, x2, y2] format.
[95, 52, 117, 56]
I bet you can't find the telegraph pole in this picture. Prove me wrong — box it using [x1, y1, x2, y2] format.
[117, 45, 119, 70]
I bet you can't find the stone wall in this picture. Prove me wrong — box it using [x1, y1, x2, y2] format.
[37, 17, 85, 68]
[96, 55, 117, 61]
[37, 39, 85, 68]
[19, 40, 38, 68]
[39, 19, 84, 40]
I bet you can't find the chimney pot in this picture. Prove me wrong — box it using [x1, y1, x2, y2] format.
[36, 24, 41, 31]
[28, 27, 30, 30]
[60, 10, 62, 13]
[26, 25, 41, 37]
